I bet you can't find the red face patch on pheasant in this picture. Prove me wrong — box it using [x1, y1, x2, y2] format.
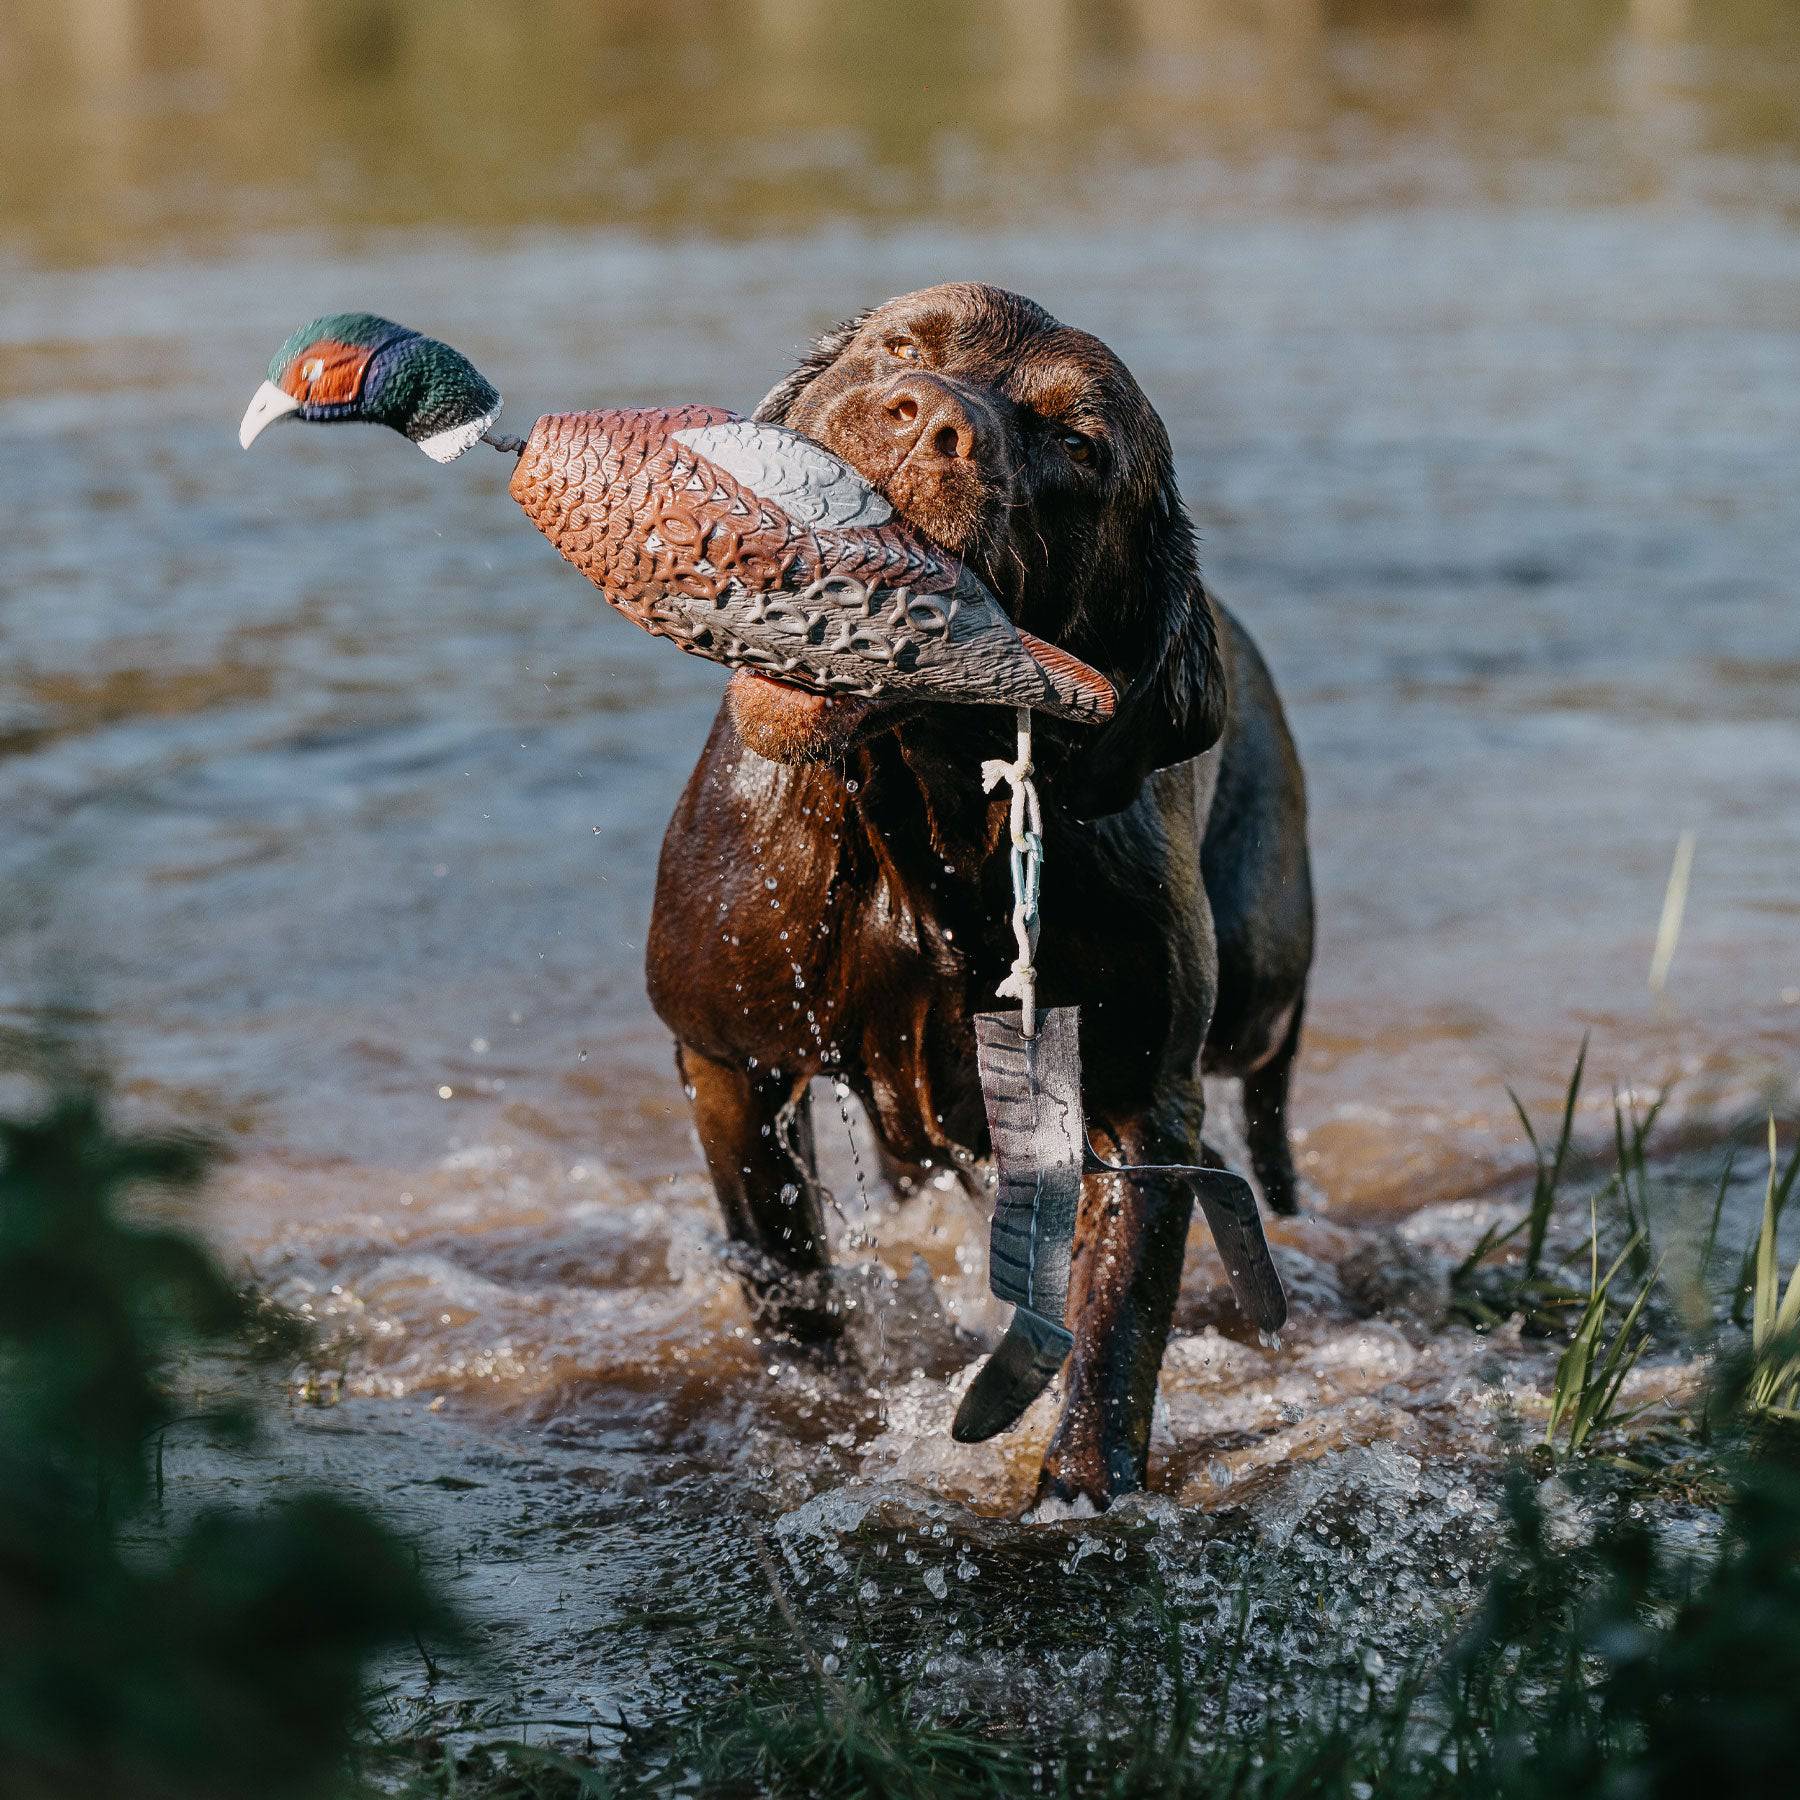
[278, 339, 376, 409]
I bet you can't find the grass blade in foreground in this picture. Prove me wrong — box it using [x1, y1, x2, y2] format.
[1545, 1201, 1658, 1458]
[1747, 1117, 1800, 1416]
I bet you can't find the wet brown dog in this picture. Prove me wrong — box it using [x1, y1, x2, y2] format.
[646, 283, 1313, 1509]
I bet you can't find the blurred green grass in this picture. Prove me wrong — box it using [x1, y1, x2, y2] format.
[0, 1033, 449, 1800]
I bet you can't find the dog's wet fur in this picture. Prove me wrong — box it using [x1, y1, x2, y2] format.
[647, 283, 1313, 1510]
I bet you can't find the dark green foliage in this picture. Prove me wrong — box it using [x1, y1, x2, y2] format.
[0, 1085, 222, 1508]
[1452, 1042, 1683, 1358]
[383, 1742, 623, 1798]
[1611, 1460, 1800, 1795]
[1611, 1086, 1664, 1285]
[1442, 1425, 1800, 1800]
[1733, 1120, 1800, 1336]
[1543, 1223, 1658, 1457]
[1515, 1034, 1588, 1280]
[0, 1050, 448, 1800]
[657, 1662, 1033, 1799]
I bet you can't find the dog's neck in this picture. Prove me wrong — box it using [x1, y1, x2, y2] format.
[848, 718, 1026, 877]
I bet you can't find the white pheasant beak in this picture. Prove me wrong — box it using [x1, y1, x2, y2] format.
[238, 380, 301, 449]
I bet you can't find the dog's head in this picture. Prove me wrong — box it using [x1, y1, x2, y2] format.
[730, 282, 1225, 816]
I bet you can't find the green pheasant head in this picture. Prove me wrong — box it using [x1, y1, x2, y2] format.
[239, 313, 503, 462]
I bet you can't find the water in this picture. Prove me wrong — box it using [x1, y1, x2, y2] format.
[3, 0, 1798, 1742]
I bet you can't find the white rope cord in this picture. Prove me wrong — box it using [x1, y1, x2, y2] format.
[981, 706, 1043, 1038]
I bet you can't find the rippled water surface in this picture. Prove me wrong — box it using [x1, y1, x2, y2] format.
[3, 0, 1798, 1740]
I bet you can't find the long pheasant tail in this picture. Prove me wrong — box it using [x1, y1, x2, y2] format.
[1018, 631, 1117, 722]
[953, 1009, 1086, 1444]
[1187, 1170, 1288, 1333]
[952, 1309, 1074, 1443]
[954, 1007, 1287, 1446]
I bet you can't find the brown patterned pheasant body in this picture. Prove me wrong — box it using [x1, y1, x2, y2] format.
[509, 407, 1115, 721]
[238, 315, 1113, 719]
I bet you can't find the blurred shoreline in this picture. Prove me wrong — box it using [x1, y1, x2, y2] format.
[4, 0, 1800, 269]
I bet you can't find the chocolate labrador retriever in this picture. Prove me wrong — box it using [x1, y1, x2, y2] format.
[646, 283, 1313, 1509]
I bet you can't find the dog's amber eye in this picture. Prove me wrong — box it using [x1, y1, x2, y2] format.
[887, 339, 922, 363]
[1061, 431, 1094, 464]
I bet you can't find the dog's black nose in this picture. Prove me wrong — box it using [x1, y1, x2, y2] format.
[882, 373, 977, 462]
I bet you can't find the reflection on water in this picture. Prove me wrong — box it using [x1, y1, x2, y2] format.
[1, 3, 1797, 1703]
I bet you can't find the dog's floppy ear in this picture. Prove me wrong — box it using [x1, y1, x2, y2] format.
[1059, 480, 1228, 820]
[753, 308, 874, 424]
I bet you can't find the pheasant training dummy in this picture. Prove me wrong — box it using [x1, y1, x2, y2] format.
[240, 314, 1115, 721]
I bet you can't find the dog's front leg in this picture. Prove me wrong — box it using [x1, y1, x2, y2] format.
[1035, 1105, 1199, 1510]
[675, 1043, 839, 1347]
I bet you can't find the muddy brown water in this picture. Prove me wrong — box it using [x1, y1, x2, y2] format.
[3, 0, 1798, 1747]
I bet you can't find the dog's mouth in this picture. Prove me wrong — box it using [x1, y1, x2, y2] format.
[795, 399, 1018, 598]
[727, 405, 1032, 765]
[726, 670, 889, 766]
[867, 476, 1028, 618]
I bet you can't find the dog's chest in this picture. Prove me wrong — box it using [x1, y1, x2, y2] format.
[829, 866, 994, 1159]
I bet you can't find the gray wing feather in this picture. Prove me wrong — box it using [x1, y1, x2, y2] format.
[671, 420, 893, 528]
